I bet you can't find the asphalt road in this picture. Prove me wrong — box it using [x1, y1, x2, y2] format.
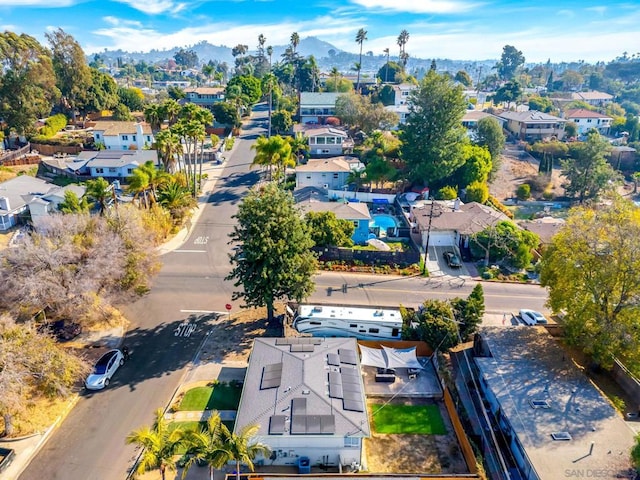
[18, 105, 550, 479]
[18, 109, 268, 480]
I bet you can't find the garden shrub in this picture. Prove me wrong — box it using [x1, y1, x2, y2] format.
[41, 114, 67, 138]
[516, 184, 531, 200]
[437, 185, 457, 200]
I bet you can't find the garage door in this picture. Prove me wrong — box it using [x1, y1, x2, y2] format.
[427, 232, 455, 246]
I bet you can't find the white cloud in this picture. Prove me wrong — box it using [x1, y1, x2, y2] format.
[349, 0, 480, 14]
[586, 5, 607, 15]
[102, 16, 143, 28]
[112, 0, 188, 15]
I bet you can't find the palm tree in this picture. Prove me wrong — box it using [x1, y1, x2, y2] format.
[139, 160, 169, 203]
[85, 177, 112, 216]
[216, 423, 271, 480]
[287, 132, 309, 163]
[128, 167, 151, 208]
[262, 73, 278, 138]
[250, 135, 294, 183]
[202, 64, 215, 85]
[397, 30, 410, 68]
[383, 48, 390, 83]
[155, 129, 182, 173]
[290, 32, 300, 54]
[266, 45, 273, 67]
[330, 66, 340, 92]
[158, 176, 197, 224]
[257, 34, 266, 60]
[163, 99, 181, 126]
[126, 409, 182, 480]
[144, 104, 163, 132]
[355, 28, 368, 92]
[177, 413, 228, 480]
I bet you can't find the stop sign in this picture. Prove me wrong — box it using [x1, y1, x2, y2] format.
[225, 303, 232, 311]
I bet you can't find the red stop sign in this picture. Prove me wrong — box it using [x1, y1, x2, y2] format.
[225, 303, 232, 311]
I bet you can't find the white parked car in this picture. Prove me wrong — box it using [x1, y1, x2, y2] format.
[519, 309, 548, 326]
[85, 349, 125, 390]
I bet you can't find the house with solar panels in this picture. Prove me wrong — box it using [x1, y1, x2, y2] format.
[234, 337, 370, 470]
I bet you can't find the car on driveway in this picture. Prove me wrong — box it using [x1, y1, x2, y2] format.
[519, 309, 548, 326]
[85, 349, 125, 390]
[443, 251, 462, 268]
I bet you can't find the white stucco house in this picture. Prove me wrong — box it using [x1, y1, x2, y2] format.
[295, 157, 364, 191]
[74, 150, 159, 179]
[497, 111, 566, 141]
[0, 175, 86, 230]
[294, 125, 353, 157]
[299, 92, 343, 125]
[564, 109, 612, 135]
[91, 121, 154, 150]
[234, 337, 370, 469]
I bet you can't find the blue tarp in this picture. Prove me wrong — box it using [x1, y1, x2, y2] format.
[372, 198, 389, 204]
[347, 198, 360, 203]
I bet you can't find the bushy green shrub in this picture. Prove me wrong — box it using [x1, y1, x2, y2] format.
[516, 183, 531, 200]
[466, 181, 489, 203]
[486, 195, 514, 219]
[436, 185, 457, 200]
[40, 114, 67, 138]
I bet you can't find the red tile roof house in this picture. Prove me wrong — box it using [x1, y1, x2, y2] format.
[564, 109, 612, 135]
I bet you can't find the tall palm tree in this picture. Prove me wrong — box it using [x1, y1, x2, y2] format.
[262, 73, 278, 138]
[266, 45, 273, 67]
[355, 28, 368, 92]
[139, 160, 169, 203]
[397, 30, 410, 68]
[177, 413, 228, 480]
[144, 104, 163, 132]
[85, 177, 112, 216]
[126, 409, 182, 480]
[290, 32, 300, 54]
[202, 64, 215, 85]
[250, 135, 294, 183]
[162, 99, 181, 126]
[128, 167, 151, 208]
[383, 48, 390, 83]
[330, 66, 340, 92]
[158, 176, 197, 224]
[257, 34, 266, 60]
[287, 132, 309, 164]
[155, 129, 182, 173]
[216, 423, 271, 480]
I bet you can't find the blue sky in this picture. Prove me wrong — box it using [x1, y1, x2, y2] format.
[0, 0, 638, 63]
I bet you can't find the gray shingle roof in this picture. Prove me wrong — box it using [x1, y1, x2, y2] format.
[298, 199, 371, 221]
[234, 338, 370, 438]
[299, 92, 343, 107]
[412, 201, 509, 235]
[77, 150, 158, 168]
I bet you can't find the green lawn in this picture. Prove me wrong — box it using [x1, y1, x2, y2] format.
[370, 403, 447, 435]
[178, 383, 243, 411]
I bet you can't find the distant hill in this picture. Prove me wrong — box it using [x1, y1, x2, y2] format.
[92, 36, 499, 77]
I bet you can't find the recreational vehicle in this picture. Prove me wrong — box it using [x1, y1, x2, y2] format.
[292, 304, 404, 340]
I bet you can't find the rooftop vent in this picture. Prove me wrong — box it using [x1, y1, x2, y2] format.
[551, 432, 572, 441]
[302, 389, 310, 395]
[530, 399, 550, 409]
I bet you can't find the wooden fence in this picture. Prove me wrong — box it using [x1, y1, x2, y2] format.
[443, 385, 479, 475]
[313, 246, 420, 267]
[0, 143, 31, 164]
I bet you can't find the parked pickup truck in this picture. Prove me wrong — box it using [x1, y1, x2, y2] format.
[0, 446, 15, 474]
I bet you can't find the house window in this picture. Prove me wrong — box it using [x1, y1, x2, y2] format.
[353, 221, 358, 228]
[316, 137, 326, 144]
[336, 138, 342, 144]
[96, 168, 104, 174]
[344, 437, 360, 448]
[327, 137, 336, 144]
[146, 136, 151, 142]
[127, 168, 134, 174]
[306, 175, 311, 179]
[132, 135, 136, 141]
[309, 138, 316, 144]
[333, 173, 339, 179]
[369, 328, 380, 333]
[587, 119, 592, 123]
[95, 134, 101, 139]
[122, 135, 128, 140]
[109, 168, 117, 173]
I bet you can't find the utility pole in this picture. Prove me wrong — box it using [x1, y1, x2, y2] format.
[422, 201, 435, 275]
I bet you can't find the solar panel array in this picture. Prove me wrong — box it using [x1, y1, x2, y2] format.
[269, 415, 286, 434]
[328, 350, 365, 412]
[291, 344, 315, 352]
[276, 337, 323, 345]
[264, 397, 335, 435]
[327, 353, 340, 366]
[260, 362, 283, 389]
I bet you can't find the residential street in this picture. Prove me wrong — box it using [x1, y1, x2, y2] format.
[18, 105, 550, 480]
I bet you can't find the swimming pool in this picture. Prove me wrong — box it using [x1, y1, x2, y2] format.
[369, 214, 399, 231]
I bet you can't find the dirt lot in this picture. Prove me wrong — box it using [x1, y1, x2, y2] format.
[364, 398, 467, 474]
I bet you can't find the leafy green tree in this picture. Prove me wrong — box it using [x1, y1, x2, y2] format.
[471, 220, 539, 268]
[451, 283, 485, 341]
[540, 198, 640, 369]
[632, 433, 640, 474]
[81, 68, 119, 116]
[454, 70, 473, 87]
[403, 299, 460, 352]
[496, 45, 525, 80]
[401, 70, 467, 185]
[177, 413, 227, 480]
[118, 86, 145, 111]
[173, 48, 198, 69]
[305, 211, 354, 247]
[127, 409, 182, 480]
[335, 93, 398, 133]
[377, 84, 395, 106]
[58, 190, 89, 213]
[562, 132, 619, 203]
[167, 85, 186, 100]
[436, 186, 457, 200]
[531, 140, 568, 174]
[365, 157, 397, 189]
[492, 80, 522, 107]
[465, 181, 489, 203]
[564, 121, 578, 139]
[211, 102, 241, 127]
[113, 103, 133, 121]
[271, 110, 292, 135]
[516, 183, 531, 200]
[377, 61, 404, 84]
[226, 75, 262, 105]
[475, 116, 505, 171]
[226, 183, 317, 321]
[456, 144, 492, 187]
[45, 28, 91, 122]
[527, 95, 555, 113]
[0, 32, 58, 135]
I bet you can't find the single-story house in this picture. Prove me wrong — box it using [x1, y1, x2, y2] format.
[89, 121, 154, 150]
[519, 217, 565, 246]
[473, 327, 635, 480]
[0, 175, 86, 230]
[461, 111, 505, 135]
[234, 337, 370, 469]
[410, 200, 510, 249]
[299, 92, 343, 125]
[564, 109, 612, 135]
[71, 150, 159, 180]
[296, 187, 372, 245]
[295, 157, 364, 191]
[294, 125, 354, 157]
[570, 90, 614, 107]
[497, 111, 566, 141]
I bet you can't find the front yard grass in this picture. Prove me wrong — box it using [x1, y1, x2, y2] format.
[370, 403, 446, 435]
[178, 382, 242, 411]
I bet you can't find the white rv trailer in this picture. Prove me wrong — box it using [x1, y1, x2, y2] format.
[292, 304, 403, 340]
